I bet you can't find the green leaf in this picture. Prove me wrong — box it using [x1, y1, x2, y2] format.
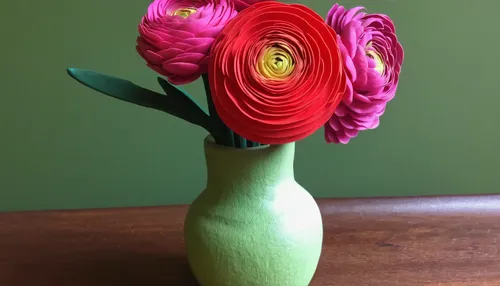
[156, 77, 212, 129]
[200, 73, 233, 146]
[66, 68, 212, 132]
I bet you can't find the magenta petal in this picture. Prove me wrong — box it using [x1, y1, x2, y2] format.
[339, 41, 357, 82]
[136, 0, 237, 85]
[324, 129, 340, 144]
[342, 6, 365, 25]
[334, 103, 349, 117]
[344, 128, 359, 138]
[154, 41, 173, 49]
[166, 52, 204, 64]
[147, 64, 169, 77]
[367, 57, 376, 69]
[369, 117, 380, 129]
[327, 116, 342, 131]
[231, 0, 265, 12]
[352, 45, 368, 86]
[351, 112, 376, 122]
[336, 131, 351, 144]
[136, 37, 156, 51]
[325, 4, 338, 23]
[198, 26, 225, 37]
[157, 48, 184, 59]
[166, 29, 196, 40]
[143, 50, 165, 65]
[324, 4, 404, 144]
[342, 79, 354, 105]
[330, 5, 345, 32]
[353, 91, 371, 104]
[168, 73, 202, 85]
[139, 27, 164, 44]
[348, 101, 384, 114]
[182, 37, 216, 47]
[338, 116, 356, 129]
[341, 23, 358, 58]
[170, 42, 194, 51]
[162, 62, 201, 76]
[351, 116, 375, 129]
[186, 40, 215, 53]
[365, 69, 386, 88]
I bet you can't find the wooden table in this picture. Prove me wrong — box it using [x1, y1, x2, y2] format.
[1, 195, 500, 285]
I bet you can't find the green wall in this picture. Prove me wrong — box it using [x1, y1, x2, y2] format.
[1, 0, 499, 211]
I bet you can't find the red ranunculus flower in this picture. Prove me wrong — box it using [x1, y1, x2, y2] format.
[208, 1, 346, 144]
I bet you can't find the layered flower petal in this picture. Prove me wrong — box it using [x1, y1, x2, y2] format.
[324, 4, 404, 144]
[136, 0, 237, 85]
[209, 1, 346, 144]
[230, 0, 271, 11]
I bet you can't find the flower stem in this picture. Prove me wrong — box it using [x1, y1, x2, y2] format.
[201, 73, 261, 149]
[233, 132, 247, 148]
[202, 73, 232, 146]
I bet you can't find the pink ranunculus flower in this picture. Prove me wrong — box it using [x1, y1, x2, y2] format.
[136, 0, 237, 85]
[324, 4, 404, 144]
[230, 0, 270, 11]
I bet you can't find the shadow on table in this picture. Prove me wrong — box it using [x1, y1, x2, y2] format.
[77, 250, 199, 285]
[3, 249, 199, 286]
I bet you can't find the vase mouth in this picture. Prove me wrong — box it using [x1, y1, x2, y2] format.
[204, 135, 272, 151]
[203, 135, 296, 185]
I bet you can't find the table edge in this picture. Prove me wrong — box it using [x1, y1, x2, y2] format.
[2, 194, 500, 216]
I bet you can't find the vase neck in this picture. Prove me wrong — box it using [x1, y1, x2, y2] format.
[203, 137, 295, 193]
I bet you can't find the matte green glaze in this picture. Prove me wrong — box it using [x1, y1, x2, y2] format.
[184, 136, 323, 286]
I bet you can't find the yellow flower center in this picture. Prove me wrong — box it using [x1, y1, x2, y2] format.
[173, 7, 197, 18]
[366, 42, 384, 75]
[257, 45, 295, 80]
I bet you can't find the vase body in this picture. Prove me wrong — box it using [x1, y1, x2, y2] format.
[184, 136, 323, 286]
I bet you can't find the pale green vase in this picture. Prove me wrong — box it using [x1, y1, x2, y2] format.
[184, 136, 323, 286]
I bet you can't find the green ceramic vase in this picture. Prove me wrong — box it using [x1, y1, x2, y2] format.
[184, 136, 323, 286]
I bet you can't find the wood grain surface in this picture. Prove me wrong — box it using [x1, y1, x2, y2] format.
[1, 195, 500, 286]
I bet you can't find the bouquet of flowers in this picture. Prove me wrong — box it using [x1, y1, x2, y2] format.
[67, 0, 404, 148]
[67, 1, 404, 285]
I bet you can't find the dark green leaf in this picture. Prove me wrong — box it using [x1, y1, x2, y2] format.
[66, 68, 212, 132]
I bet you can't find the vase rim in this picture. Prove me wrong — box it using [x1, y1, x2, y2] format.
[204, 135, 278, 152]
